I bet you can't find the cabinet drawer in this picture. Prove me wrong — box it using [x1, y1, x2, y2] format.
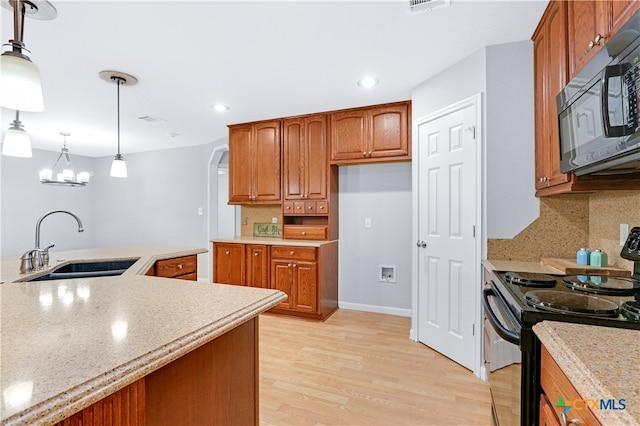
[155, 255, 197, 279]
[271, 246, 316, 261]
[541, 346, 600, 426]
[282, 225, 327, 240]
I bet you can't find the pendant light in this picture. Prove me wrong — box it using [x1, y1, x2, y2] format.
[99, 70, 137, 178]
[0, 0, 57, 112]
[2, 110, 32, 157]
[39, 132, 90, 186]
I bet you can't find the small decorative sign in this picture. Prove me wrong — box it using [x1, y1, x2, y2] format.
[253, 223, 282, 238]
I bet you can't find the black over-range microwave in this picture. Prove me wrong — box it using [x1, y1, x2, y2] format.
[557, 10, 640, 176]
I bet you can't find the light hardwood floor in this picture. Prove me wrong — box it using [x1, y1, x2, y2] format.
[259, 309, 492, 425]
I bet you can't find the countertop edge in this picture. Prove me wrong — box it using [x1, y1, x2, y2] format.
[533, 321, 639, 426]
[2, 290, 287, 426]
[211, 237, 338, 247]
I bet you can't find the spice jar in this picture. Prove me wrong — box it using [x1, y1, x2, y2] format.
[590, 249, 608, 267]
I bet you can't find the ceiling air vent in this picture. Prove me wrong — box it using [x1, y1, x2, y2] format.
[408, 0, 450, 13]
[137, 115, 166, 124]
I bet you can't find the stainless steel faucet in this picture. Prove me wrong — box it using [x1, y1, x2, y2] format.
[21, 210, 85, 272]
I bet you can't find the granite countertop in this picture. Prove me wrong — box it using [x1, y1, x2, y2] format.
[211, 236, 337, 247]
[533, 321, 640, 425]
[0, 246, 287, 425]
[482, 259, 564, 275]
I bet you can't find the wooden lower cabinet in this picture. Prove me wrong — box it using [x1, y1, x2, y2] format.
[213, 241, 338, 319]
[146, 254, 198, 281]
[56, 319, 258, 426]
[213, 243, 245, 285]
[540, 345, 601, 426]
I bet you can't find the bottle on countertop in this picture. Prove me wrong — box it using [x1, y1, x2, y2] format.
[576, 248, 591, 265]
[590, 249, 608, 267]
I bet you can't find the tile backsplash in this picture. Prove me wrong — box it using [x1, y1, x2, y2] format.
[488, 191, 640, 270]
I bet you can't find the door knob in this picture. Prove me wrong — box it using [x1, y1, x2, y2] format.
[417, 241, 427, 248]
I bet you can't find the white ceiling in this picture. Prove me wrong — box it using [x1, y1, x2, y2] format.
[1, 0, 549, 158]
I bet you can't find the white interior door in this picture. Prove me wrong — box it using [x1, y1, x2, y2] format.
[415, 96, 480, 371]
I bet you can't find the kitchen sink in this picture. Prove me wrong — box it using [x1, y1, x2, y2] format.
[26, 258, 139, 281]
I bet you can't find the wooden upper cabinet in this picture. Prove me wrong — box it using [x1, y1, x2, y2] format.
[228, 120, 281, 204]
[568, 0, 640, 79]
[533, 0, 571, 193]
[330, 101, 410, 165]
[282, 114, 328, 202]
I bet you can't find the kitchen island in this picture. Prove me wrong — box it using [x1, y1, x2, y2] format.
[0, 246, 287, 425]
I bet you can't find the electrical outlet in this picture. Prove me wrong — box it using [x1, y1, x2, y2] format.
[272, 217, 278, 224]
[364, 218, 372, 228]
[620, 223, 629, 246]
[197, 207, 203, 216]
[242, 217, 248, 226]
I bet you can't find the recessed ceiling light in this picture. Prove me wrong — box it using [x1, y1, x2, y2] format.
[212, 103, 229, 112]
[357, 77, 379, 88]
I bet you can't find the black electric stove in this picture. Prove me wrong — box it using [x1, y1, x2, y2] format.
[483, 227, 640, 426]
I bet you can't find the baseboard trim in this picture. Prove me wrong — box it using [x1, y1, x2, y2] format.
[338, 302, 412, 317]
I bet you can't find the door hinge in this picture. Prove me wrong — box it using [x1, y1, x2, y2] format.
[465, 125, 476, 140]
[473, 225, 476, 237]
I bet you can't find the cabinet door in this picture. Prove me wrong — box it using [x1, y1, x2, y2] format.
[213, 243, 245, 285]
[271, 260, 294, 310]
[228, 125, 253, 204]
[539, 394, 561, 426]
[368, 104, 409, 159]
[246, 245, 269, 288]
[611, 1, 640, 36]
[533, 1, 571, 191]
[567, 1, 609, 79]
[282, 118, 305, 200]
[330, 109, 367, 161]
[305, 115, 328, 200]
[293, 261, 317, 314]
[253, 121, 281, 202]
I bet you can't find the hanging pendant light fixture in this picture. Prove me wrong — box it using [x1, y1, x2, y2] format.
[0, 0, 57, 112]
[99, 70, 137, 178]
[39, 132, 90, 186]
[2, 110, 32, 157]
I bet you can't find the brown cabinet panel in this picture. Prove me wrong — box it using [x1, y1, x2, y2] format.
[246, 244, 269, 288]
[282, 224, 327, 240]
[369, 104, 409, 158]
[213, 243, 245, 285]
[271, 260, 294, 310]
[330, 101, 411, 164]
[330, 111, 367, 161]
[155, 255, 197, 280]
[55, 379, 145, 426]
[294, 261, 318, 314]
[539, 393, 561, 426]
[611, 1, 640, 35]
[271, 246, 316, 261]
[228, 120, 281, 204]
[567, 0, 608, 79]
[540, 345, 601, 426]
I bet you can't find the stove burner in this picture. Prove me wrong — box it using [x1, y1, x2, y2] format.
[524, 290, 620, 317]
[562, 275, 640, 296]
[621, 301, 640, 321]
[504, 272, 558, 287]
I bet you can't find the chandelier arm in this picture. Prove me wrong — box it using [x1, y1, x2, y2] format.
[50, 151, 65, 170]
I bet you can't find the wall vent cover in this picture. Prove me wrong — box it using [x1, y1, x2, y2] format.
[408, 0, 450, 13]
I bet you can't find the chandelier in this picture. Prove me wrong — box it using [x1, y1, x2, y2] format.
[39, 132, 90, 186]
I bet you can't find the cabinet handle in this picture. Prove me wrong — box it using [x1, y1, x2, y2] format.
[308, 206, 312, 209]
[254, 252, 259, 256]
[319, 205, 324, 209]
[538, 176, 548, 183]
[177, 264, 183, 269]
[588, 33, 606, 50]
[363, 152, 367, 156]
[560, 412, 580, 426]
[302, 232, 307, 236]
[225, 251, 230, 255]
[290, 251, 294, 255]
[297, 206, 302, 210]
[292, 263, 297, 268]
[286, 206, 291, 210]
[368, 151, 372, 156]
[288, 263, 292, 267]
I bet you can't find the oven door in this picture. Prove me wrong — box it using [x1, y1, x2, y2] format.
[482, 287, 522, 426]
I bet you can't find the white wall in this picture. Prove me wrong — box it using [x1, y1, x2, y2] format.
[1, 148, 95, 256]
[338, 162, 413, 316]
[1, 143, 216, 278]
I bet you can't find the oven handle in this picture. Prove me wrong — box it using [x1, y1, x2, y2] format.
[482, 287, 521, 346]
